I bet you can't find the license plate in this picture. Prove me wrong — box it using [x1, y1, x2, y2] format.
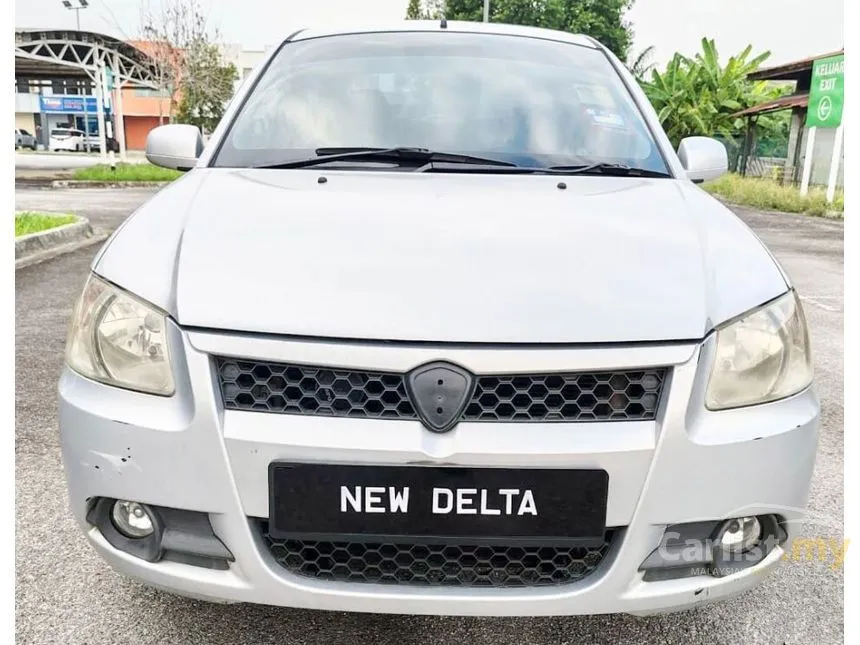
[269, 464, 608, 545]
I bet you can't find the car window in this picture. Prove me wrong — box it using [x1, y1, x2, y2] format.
[19, 129, 31, 136]
[214, 31, 666, 172]
[51, 129, 71, 137]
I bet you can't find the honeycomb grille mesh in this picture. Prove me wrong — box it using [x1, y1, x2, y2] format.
[217, 359, 416, 419]
[260, 524, 614, 587]
[463, 371, 665, 422]
[217, 358, 666, 423]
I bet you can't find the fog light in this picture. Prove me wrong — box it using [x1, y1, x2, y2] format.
[111, 500, 155, 538]
[717, 516, 761, 553]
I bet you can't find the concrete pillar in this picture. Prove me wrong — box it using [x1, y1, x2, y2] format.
[93, 57, 108, 164]
[113, 53, 127, 162]
[38, 108, 47, 149]
[783, 109, 803, 184]
[93, 76, 107, 163]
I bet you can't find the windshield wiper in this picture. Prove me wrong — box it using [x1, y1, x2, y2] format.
[254, 147, 518, 170]
[253, 149, 672, 177]
[547, 162, 672, 178]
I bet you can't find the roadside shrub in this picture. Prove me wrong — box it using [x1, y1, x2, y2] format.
[72, 163, 182, 182]
[703, 174, 844, 218]
[15, 212, 77, 237]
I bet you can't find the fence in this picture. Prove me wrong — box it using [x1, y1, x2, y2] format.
[721, 123, 843, 188]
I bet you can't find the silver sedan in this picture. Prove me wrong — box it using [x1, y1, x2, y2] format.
[58, 21, 818, 617]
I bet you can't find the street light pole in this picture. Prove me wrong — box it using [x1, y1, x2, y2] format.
[61, 0, 89, 31]
[483, 0, 490, 22]
[62, 0, 91, 151]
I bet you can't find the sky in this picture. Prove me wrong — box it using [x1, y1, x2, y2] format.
[14, 0, 843, 67]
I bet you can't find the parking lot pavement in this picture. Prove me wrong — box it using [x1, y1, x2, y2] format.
[15, 186, 159, 232]
[15, 189, 844, 644]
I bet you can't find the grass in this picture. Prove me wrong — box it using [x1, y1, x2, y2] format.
[703, 173, 844, 218]
[72, 162, 182, 182]
[15, 212, 77, 237]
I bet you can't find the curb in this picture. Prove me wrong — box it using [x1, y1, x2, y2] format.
[15, 177, 69, 188]
[51, 180, 171, 189]
[15, 216, 108, 269]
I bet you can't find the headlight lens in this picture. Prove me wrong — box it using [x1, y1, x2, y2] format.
[65, 274, 175, 396]
[705, 290, 812, 410]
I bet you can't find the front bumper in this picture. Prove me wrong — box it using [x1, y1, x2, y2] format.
[58, 327, 819, 616]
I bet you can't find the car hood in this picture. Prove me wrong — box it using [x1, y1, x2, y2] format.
[95, 169, 788, 344]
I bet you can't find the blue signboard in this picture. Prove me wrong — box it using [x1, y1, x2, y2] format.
[39, 95, 100, 113]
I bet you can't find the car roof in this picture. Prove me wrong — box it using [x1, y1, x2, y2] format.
[288, 21, 599, 49]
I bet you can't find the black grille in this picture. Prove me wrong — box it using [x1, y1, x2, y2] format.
[217, 358, 666, 423]
[463, 371, 665, 422]
[217, 360, 416, 419]
[260, 524, 615, 588]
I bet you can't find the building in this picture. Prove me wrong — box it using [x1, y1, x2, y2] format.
[734, 49, 844, 187]
[219, 44, 273, 92]
[115, 41, 273, 147]
[15, 29, 160, 154]
[15, 28, 269, 152]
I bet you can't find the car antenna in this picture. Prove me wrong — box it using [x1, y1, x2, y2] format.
[440, 15, 447, 29]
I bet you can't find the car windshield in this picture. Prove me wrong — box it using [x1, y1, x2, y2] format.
[52, 129, 71, 137]
[19, 129, 31, 136]
[214, 31, 668, 173]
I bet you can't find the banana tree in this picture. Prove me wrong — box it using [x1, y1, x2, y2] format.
[641, 38, 782, 150]
[629, 45, 656, 82]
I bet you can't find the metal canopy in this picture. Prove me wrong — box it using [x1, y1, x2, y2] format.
[15, 29, 158, 88]
[15, 29, 160, 161]
[747, 49, 843, 83]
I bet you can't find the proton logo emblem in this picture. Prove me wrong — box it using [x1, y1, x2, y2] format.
[406, 362, 475, 433]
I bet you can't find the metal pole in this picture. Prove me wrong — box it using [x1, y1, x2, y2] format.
[826, 121, 844, 203]
[483, 0, 489, 22]
[75, 8, 80, 30]
[799, 126, 816, 197]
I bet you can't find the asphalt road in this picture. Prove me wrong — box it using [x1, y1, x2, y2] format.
[15, 188, 844, 645]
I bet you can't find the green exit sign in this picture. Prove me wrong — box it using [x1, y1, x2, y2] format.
[807, 54, 844, 128]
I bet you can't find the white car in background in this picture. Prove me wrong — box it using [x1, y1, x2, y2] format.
[15, 128, 38, 150]
[49, 127, 86, 152]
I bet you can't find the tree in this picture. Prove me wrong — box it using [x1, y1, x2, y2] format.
[404, 0, 445, 19]
[175, 41, 237, 133]
[439, 0, 635, 58]
[139, 0, 207, 123]
[562, 0, 633, 58]
[641, 38, 780, 149]
[139, 0, 234, 128]
[405, 0, 424, 19]
[628, 45, 655, 82]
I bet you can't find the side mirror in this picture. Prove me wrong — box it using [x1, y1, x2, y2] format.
[145, 124, 204, 171]
[677, 136, 728, 183]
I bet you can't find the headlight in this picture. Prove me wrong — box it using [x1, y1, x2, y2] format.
[705, 291, 812, 410]
[65, 274, 175, 396]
